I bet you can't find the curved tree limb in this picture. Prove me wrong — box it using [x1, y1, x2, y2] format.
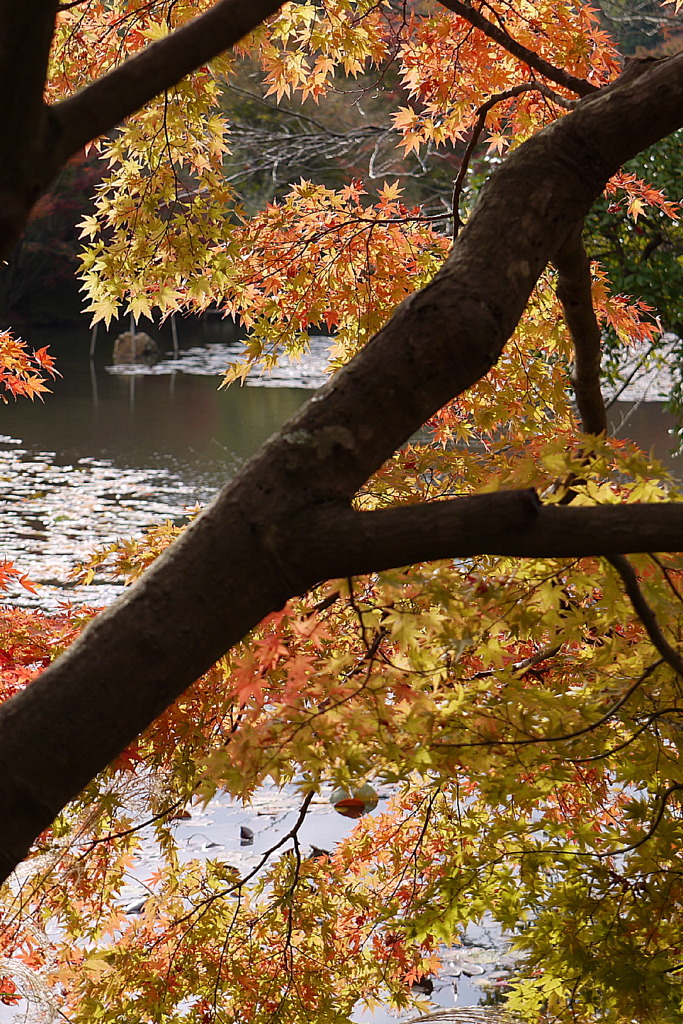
[0, 0, 287, 258]
[551, 224, 681, 684]
[290, 497, 683, 582]
[1, 52, 683, 882]
[437, 0, 598, 97]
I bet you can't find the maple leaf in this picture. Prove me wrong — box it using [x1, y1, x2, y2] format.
[32, 346, 59, 376]
[627, 196, 646, 220]
[284, 653, 316, 693]
[378, 180, 402, 204]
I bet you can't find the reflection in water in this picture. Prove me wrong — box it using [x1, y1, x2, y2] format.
[1, 322, 681, 609]
[0, 441, 202, 608]
[2, 323, 680, 1016]
[1, 351, 314, 488]
[0, 323, 319, 608]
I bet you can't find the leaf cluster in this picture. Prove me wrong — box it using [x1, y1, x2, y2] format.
[3, 3, 683, 1024]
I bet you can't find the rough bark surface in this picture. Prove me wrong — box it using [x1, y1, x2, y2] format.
[0, 5, 682, 881]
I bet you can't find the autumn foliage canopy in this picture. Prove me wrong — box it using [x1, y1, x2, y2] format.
[2, 2, 683, 1023]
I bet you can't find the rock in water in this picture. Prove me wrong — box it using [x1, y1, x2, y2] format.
[113, 331, 161, 365]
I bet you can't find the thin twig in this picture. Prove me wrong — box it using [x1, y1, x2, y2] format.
[566, 714, 660, 763]
[437, 659, 662, 750]
[452, 82, 576, 240]
[225, 82, 386, 138]
[597, 781, 683, 858]
[305, 590, 340, 618]
[79, 796, 186, 849]
[172, 790, 316, 929]
[650, 554, 683, 608]
[470, 641, 562, 680]
[603, 336, 661, 409]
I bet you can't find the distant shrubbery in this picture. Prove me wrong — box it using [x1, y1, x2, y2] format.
[0, 154, 102, 324]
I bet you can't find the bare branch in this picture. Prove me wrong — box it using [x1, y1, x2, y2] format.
[225, 121, 390, 189]
[437, 0, 597, 97]
[553, 222, 608, 435]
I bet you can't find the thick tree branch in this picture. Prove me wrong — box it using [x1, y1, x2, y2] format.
[0, 0, 287, 259]
[49, 0, 286, 165]
[292, 496, 683, 581]
[1, 53, 683, 881]
[0, 1, 57, 122]
[553, 222, 608, 435]
[437, 0, 598, 97]
[552, 223, 680, 686]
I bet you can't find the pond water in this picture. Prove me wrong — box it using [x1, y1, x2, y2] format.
[3, 320, 682, 1020]
[2, 319, 681, 609]
[0, 321, 328, 608]
[122, 784, 514, 1015]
